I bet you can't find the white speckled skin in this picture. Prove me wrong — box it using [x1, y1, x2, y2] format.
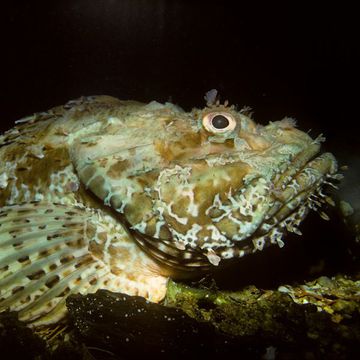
[0, 95, 338, 326]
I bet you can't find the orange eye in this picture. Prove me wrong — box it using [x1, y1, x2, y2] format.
[202, 112, 237, 134]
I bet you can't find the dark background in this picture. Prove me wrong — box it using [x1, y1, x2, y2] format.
[1, 1, 359, 282]
[1, 1, 358, 141]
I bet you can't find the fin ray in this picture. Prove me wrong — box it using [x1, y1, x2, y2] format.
[0, 202, 105, 325]
[18, 255, 94, 316]
[0, 246, 73, 289]
[0, 226, 83, 248]
[0, 232, 83, 269]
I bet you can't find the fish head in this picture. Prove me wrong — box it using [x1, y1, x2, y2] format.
[71, 99, 338, 274]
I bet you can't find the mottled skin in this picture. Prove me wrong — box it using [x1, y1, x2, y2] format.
[0, 95, 338, 327]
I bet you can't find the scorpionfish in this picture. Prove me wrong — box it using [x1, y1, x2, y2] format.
[0, 92, 339, 327]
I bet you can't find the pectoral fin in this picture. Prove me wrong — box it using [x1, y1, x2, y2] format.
[0, 202, 110, 326]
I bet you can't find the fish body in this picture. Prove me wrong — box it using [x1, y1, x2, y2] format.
[0, 94, 338, 326]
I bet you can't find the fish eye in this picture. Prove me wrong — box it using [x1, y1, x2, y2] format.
[202, 112, 237, 133]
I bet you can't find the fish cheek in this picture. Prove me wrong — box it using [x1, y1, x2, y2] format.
[106, 160, 130, 179]
[141, 216, 172, 240]
[214, 216, 242, 238]
[124, 192, 153, 226]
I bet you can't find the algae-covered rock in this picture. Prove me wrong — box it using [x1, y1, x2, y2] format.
[63, 274, 359, 359]
[66, 290, 257, 359]
[0, 274, 359, 359]
[164, 275, 360, 359]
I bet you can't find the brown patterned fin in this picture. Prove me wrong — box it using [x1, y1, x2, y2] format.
[0, 202, 111, 326]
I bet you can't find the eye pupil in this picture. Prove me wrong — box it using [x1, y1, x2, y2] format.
[211, 115, 230, 129]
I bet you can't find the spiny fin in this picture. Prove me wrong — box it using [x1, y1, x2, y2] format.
[0, 202, 112, 326]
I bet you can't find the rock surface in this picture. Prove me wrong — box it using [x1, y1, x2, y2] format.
[0, 274, 359, 359]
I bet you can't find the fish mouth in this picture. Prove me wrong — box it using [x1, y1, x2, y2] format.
[215, 151, 340, 263]
[130, 149, 340, 277]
